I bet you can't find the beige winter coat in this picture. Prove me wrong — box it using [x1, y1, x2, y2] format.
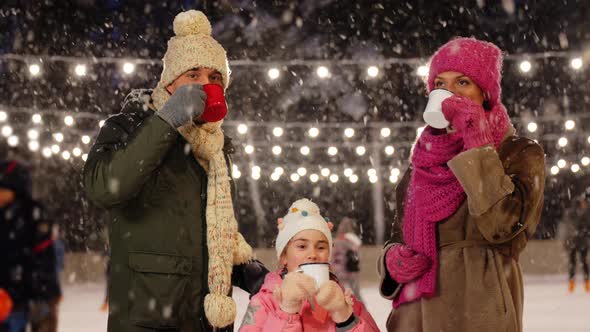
[379, 131, 545, 332]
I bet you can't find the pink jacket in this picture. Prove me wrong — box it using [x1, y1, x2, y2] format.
[239, 270, 379, 332]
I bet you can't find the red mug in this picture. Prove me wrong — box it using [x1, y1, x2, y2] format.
[200, 84, 228, 123]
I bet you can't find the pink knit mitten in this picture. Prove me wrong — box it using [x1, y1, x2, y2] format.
[441, 95, 493, 149]
[385, 244, 431, 284]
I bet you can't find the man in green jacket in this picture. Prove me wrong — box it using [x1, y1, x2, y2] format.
[83, 10, 268, 332]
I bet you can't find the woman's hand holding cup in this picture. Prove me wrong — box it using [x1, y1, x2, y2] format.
[441, 95, 493, 149]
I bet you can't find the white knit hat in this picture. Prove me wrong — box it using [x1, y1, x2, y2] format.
[155, 10, 230, 91]
[275, 199, 334, 259]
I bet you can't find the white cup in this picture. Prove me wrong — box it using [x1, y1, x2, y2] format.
[298, 262, 330, 289]
[423, 89, 453, 129]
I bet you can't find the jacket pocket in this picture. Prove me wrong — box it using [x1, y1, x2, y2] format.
[128, 252, 192, 328]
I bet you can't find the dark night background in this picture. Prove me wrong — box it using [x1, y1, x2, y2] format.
[1, 0, 589, 250]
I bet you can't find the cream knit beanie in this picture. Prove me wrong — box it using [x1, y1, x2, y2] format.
[275, 199, 334, 260]
[155, 10, 230, 92]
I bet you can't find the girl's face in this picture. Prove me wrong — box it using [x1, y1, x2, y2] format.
[433, 71, 485, 106]
[280, 229, 330, 272]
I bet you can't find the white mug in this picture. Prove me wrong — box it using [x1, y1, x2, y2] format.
[298, 262, 330, 289]
[423, 89, 453, 129]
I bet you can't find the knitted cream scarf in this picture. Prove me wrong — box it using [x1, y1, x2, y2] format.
[153, 87, 253, 328]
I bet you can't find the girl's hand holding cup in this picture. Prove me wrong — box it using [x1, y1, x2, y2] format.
[315, 281, 353, 323]
[275, 272, 316, 314]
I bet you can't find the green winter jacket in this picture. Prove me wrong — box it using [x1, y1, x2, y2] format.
[83, 90, 267, 332]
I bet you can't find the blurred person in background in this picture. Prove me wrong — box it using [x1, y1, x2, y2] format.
[0, 160, 61, 332]
[560, 194, 590, 293]
[331, 217, 364, 303]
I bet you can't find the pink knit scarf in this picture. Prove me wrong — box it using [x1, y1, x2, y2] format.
[395, 103, 511, 307]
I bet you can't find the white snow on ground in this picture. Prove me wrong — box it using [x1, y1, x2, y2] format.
[58, 275, 589, 331]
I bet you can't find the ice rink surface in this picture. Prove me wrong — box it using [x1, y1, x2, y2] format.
[58, 275, 588, 331]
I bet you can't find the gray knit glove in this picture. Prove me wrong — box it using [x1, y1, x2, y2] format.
[157, 84, 207, 128]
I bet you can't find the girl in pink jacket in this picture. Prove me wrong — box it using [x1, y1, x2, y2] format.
[239, 199, 379, 332]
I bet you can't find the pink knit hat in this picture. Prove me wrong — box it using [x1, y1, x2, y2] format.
[427, 37, 503, 108]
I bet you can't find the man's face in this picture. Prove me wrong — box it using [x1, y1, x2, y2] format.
[166, 67, 223, 94]
[0, 188, 15, 208]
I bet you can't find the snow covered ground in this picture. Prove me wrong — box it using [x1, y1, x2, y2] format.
[58, 275, 588, 331]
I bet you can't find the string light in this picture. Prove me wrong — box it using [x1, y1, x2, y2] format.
[122, 62, 135, 74]
[309, 173, 319, 183]
[571, 163, 580, 173]
[72, 147, 82, 157]
[565, 120, 576, 130]
[550, 166, 559, 175]
[0, 112, 7, 122]
[349, 174, 359, 183]
[367, 168, 377, 177]
[290, 173, 300, 182]
[316, 66, 330, 78]
[7, 136, 19, 146]
[417, 65, 429, 77]
[308, 127, 319, 138]
[32, 114, 42, 124]
[557, 159, 567, 168]
[268, 68, 280, 80]
[381, 127, 391, 138]
[28, 141, 39, 151]
[244, 145, 254, 154]
[355, 146, 366, 156]
[384, 145, 395, 155]
[237, 123, 248, 134]
[1, 125, 13, 137]
[62, 151, 71, 160]
[27, 129, 39, 140]
[272, 127, 283, 137]
[81, 135, 91, 144]
[367, 66, 379, 77]
[272, 145, 282, 155]
[270, 172, 280, 181]
[369, 175, 378, 183]
[343, 168, 354, 177]
[329, 174, 339, 183]
[29, 64, 41, 76]
[519, 60, 532, 73]
[327, 146, 338, 156]
[81, 154, 88, 161]
[300, 146, 310, 156]
[558, 137, 568, 147]
[571, 58, 583, 70]
[527, 122, 538, 133]
[297, 167, 307, 176]
[64, 115, 75, 126]
[74, 64, 87, 76]
[53, 132, 64, 142]
[321, 168, 331, 177]
[42, 147, 52, 158]
[51, 144, 60, 154]
[582, 157, 590, 166]
[274, 167, 284, 175]
[344, 128, 355, 138]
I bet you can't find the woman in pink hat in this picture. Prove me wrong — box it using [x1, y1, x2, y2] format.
[378, 38, 545, 332]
